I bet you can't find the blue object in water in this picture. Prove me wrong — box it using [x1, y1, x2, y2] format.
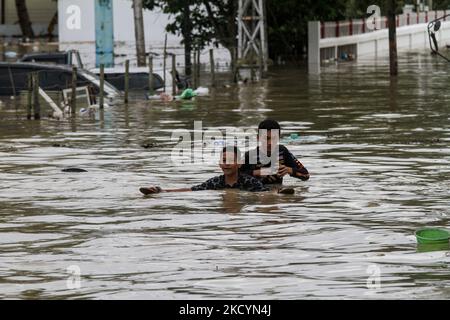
[95, 0, 115, 68]
[214, 140, 226, 146]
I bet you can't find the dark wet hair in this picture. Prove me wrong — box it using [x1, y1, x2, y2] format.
[258, 119, 281, 132]
[221, 146, 241, 160]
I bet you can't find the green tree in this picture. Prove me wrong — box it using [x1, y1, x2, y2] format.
[143, 1, 445, 67]
[143, 0, 237, 75]
[266, 0, 410, 62]
[15, 0, 34, 38]
[434, 0, 450, 9]
[344, 0, 406, 17]
[266, 0, 348, 62]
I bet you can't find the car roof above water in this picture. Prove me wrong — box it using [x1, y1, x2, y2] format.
[0, 61, 73, 72]
[20, 52, 70, 61]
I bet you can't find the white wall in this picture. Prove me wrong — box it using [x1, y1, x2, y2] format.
[112, 0, 180, 47]
[58, 0, 179, 46]
[58, 0, 95, 42]
[309, 20, 450, 70]
[58, 0, 231, 69]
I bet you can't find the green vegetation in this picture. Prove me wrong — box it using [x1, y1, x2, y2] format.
[141, 1, 450, 64]
[143, 0, 237, 74]
[15, 1, 450, 64]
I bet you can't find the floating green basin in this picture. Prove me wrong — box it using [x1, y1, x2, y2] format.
[415, 228, 450, 245]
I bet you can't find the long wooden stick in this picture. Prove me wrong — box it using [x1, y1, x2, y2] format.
[99, 63, 104, 109]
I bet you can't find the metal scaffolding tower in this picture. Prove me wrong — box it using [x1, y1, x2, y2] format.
[237, 0, 268, 79]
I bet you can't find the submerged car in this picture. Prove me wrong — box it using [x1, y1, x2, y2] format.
[20, 50, 169, 91]
[20, 50, 85, 68]
[0, 62, 121, 104]
[89, 65, 166, 91]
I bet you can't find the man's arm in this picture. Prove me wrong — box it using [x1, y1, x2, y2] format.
[279, 147, 310, 181]
[243, 175, 295, 194]
[140, 186, 192, 194]
[140, 177, 218, 195]
[243, 157, 280, 183]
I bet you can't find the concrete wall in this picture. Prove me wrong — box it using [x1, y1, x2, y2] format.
[308, 20, 450, 70]
[308, 21, 320, 74]
[58, 0, 180, 46]
[58, 0, 95, 42]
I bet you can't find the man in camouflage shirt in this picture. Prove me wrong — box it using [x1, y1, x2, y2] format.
[241, 119, 309, 185]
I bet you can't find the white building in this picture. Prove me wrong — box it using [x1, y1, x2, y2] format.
[1, 0, 230, 69]
[59, 0, 230, 69]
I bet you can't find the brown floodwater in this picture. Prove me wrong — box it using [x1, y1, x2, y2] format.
[0, 51, 449, 299]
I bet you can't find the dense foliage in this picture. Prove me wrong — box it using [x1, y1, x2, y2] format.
[142, 1, 437, 64]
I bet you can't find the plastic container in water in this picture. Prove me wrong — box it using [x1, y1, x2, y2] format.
[415, 228, 450, 245]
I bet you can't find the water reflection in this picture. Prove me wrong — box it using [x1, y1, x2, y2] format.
[417, 243, 450, 253]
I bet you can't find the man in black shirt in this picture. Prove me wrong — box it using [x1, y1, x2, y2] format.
[241, 119, 310, 185]
[140, 146, 294, 195]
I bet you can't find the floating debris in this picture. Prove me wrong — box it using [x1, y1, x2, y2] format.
[194, 87, 209, 96]
[61, 168, 88, 173]
[141, 142, 159, 149]
[51, 143, 72, 148]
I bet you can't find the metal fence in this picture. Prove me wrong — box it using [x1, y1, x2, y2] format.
[321, 10, 448, 39]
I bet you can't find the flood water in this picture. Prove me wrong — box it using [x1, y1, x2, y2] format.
[0, 51, 449, 299]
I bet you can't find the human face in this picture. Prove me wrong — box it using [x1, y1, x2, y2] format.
[219, 151, 240, 175]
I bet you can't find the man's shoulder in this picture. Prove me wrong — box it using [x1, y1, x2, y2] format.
[203, 175, 226, 189]
[239, 173, 261, 183]
[192, 174, 225, 191]
[204, 175, 224, 183]
[278, 144, 289, 152]
[278, 144, 297, 156]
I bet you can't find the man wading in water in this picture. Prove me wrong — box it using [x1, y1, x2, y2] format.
[241, 119, 310, 185]
[140, 146, 294, 195]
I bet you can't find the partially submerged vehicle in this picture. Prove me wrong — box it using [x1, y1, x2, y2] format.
[89, 65, 166, 91]
[20, 50, 85, 68]
[0, 62, 120, 104]
[19, 50, 182, 92]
